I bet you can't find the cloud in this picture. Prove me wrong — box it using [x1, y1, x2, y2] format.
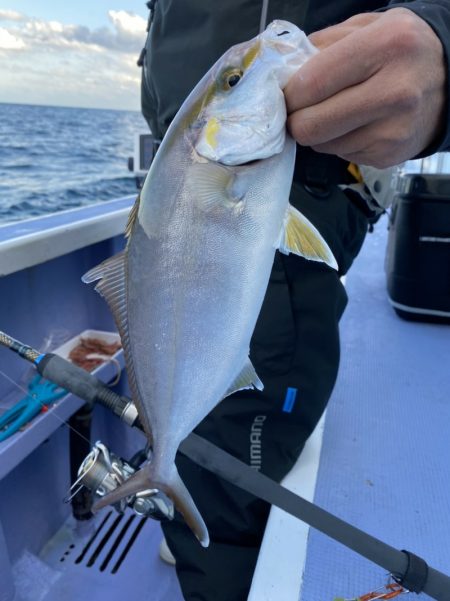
[0, 10, 26, 22]
[0, 27, 25, 49]
[110, 10, 146, 36]
[0, 9, 148, 109]
[2, 10, 146, 53]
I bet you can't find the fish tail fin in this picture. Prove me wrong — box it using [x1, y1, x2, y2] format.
[92, 463, 209, 548]
[164, 467, 210, 548]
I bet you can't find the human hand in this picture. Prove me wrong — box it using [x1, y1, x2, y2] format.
[285, 9, 447, 168]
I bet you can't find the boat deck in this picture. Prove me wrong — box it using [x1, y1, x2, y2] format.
[252, 215, 450, 600]
[5, 214, 450, 601]
[16, 510, 183, 601]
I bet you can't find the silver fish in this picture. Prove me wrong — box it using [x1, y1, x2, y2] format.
[82, 20, 337, 547]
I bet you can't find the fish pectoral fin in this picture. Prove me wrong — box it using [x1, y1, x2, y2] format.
[188, 162, 244, 211]
[224, 358, 264, 398]
[277, 204, 338, 270]
[93, 463, 210, 548]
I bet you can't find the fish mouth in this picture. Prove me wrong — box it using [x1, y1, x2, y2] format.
[214, 157, 261, 169]
[234, 158, 261, 167]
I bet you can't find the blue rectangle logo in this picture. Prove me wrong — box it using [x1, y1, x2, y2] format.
[282, 387, 298, 413]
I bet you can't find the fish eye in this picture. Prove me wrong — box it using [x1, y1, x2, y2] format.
[223, 69, 243, 90]
[227, 73, 242, 87]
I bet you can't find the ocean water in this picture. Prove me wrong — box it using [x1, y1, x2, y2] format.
[0, 103, 147, 224]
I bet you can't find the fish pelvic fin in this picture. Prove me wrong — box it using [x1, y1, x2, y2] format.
[93, 463, 209, 548]
[278, 204, 338, 271]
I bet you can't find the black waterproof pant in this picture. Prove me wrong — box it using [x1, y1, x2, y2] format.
[162, 181, 369, 601]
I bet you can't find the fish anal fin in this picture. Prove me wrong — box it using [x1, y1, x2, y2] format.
[82, 253, 128, 342]
[82, 252, 152, 441]
[224, 358, 264, 399]
[82, 252, 128, 346]
[278, 204, 338, 270]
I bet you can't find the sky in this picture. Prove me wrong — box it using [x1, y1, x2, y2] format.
[0, 1, 149, 110]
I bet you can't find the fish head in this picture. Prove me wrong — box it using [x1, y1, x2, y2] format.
[190, 20, 317, 166]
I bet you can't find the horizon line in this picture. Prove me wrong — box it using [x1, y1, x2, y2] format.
[0, 100, 141, 113]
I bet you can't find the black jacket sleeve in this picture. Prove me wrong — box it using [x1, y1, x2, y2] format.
[381, 1, 450, 153]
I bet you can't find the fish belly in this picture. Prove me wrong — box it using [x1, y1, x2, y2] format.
[125, 224, 267, 465]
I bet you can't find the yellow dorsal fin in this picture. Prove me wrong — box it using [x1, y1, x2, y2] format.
[347, 162, 363, 183]
[125, 193, 141, 239]
[278, 204, 338, 270]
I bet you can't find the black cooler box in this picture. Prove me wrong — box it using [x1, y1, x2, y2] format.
[385, 173, 450, 323]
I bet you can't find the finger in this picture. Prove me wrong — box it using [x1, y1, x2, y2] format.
[312, 121, 412, 169]
[287, 77, 386, 147]
[309, 13, 379, 49]
[310, 123, 377, 157]
[285, 23, 385, 113]
[308, 25, 356, 50]
[337, 150, 399, 169]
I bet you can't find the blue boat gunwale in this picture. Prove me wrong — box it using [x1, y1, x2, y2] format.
[0, 195, 135, 277]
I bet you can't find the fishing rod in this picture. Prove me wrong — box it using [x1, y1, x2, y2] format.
[1, 328, 450, 600]
[0, 330, 139, 427]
